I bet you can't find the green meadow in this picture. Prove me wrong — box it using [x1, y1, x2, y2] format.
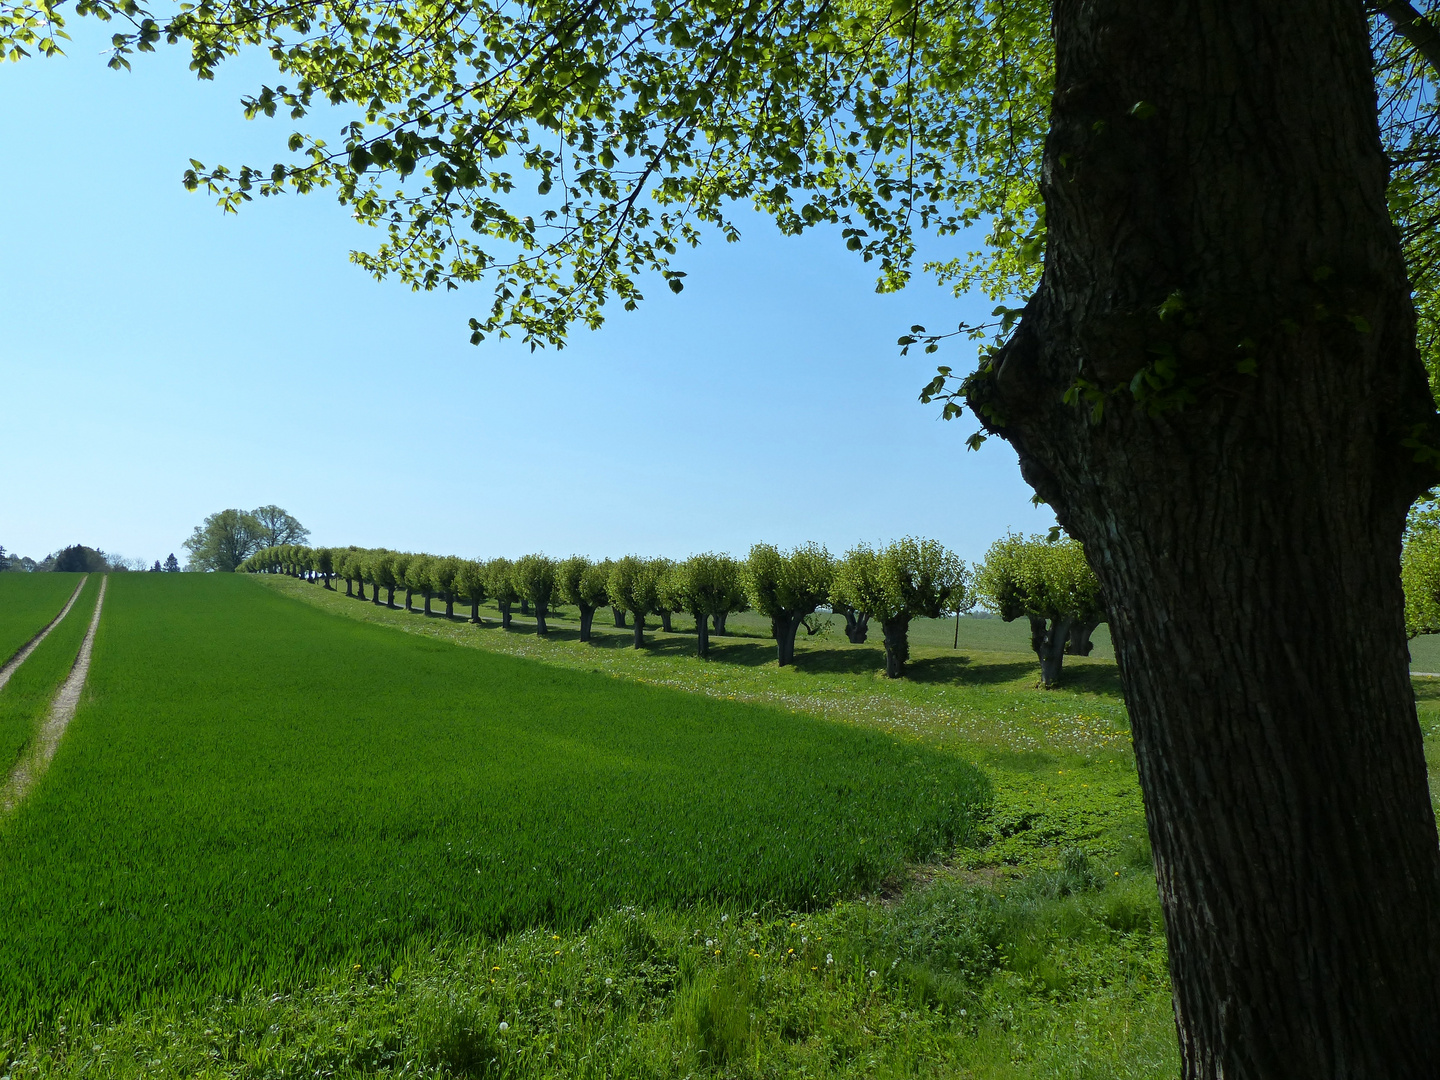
[10, 571, 1346, 1074]
[0, 574, 986, 1033]
[0, 573, 84, 667]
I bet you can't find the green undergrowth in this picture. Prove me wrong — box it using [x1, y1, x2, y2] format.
[9, 852, 1175, 1079]
[0, 574, 100, 778]
[0, 573, 84, 669]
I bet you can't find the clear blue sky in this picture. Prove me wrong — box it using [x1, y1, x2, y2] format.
[0, 21, 1052, 567]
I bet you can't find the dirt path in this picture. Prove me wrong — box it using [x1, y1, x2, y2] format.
[0, 575, 88, 694]
[0, 575, 107, 814]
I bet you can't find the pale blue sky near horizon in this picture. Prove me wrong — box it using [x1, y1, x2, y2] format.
[0, 20, 1054, 567]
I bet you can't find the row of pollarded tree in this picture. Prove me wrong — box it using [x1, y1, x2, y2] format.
[243, 534, 1105, 684]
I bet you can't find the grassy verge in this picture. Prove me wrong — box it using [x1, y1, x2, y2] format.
[0, 574, 100, 777]
[0, 573, 84, 669]
[14, 863, 1175, 1079]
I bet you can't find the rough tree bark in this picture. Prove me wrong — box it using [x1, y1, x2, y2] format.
[470, 598, 481, 624]
[712, 611, 728, 635]
[612, 606, 628, 628]
[968, 2, 1440, 1074]
[578, 604, 596, 642]
[658, 609, 673, 633]
[631, 614, 646, 648]
[694, 610, 711, 657]
[498, 600, 512, 629]
[534, 601, 549, 635]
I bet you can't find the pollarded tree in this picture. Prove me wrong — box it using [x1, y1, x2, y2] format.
[652, 558, 681, 632]
[391, 552, 414, 609]
[485, 557, 519, 629]
[514, 554, 558, 634]
[371, 550, 399, 607]
[431, 555, 462, 618]
[672, 553, 738, 658]
[975, 535, 1106, 690]
[336, 549, 361, 599]
[831, 546, 880, 645]
[557, 556, 609, 642]
[834, 539, 968, 679]
[708, 558, 749, 637]
[456, 558, 487, 624]
[592, 559, 626, 628]
[608, 556, 659, 649]
[1403, 525, 1440, 639]
[745, 543, 834, 667]
[405, 554, 435, 615]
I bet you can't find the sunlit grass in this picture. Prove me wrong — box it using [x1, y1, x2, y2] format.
[0, 574, 987, 1033]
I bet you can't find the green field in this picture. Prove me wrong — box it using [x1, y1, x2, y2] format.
[0, 574, 988, 1032]
[0, 575, 101, 778]
[0, 573, 1184, 1078]
[0, 573, 84, 668]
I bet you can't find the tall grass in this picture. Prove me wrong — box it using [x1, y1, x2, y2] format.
[0, 574, 989, 1033]
[0, 574, 83, 667]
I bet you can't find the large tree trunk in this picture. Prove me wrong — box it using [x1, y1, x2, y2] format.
[1066, 617, 1101, 657]
[775, 614, 805, 667]
[712, 611, 728, 636]
[612, 606, 627, 628]
[535, 602, 549, 635]
[969, 2, 1440, 1073]
[371, 583, 380, 605]
[632, 614, 646, 649]
[470, 598, 481, 624]
[499, 601, 512, 629]
[1034, 616, 1072, 690]
[445, 594, 455, 619]
[658, 610, 673, 633]
[879, 616, 910, 679]
[695, 611, 710, 657]
[578, 604, 595, 642]
[423, 592, 432, 616]
[386, 586, 396, 607]
[356, 580, 366, 602]
[519, 597, 531, 616]
[345, 578, 353, 597]
[404, 587, 413, 611]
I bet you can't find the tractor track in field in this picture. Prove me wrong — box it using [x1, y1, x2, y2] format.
[0, 575, 88, 694]
[0, 575, 107, 814]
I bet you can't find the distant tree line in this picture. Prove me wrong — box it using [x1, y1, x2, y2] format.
[0, 544, 182, 574]
[244, 534, 1106, 684]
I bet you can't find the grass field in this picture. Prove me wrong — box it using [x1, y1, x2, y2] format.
[0, 574, 989, 1034]
[0, 575, 101, 778]
[0, 573, 84, 668]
